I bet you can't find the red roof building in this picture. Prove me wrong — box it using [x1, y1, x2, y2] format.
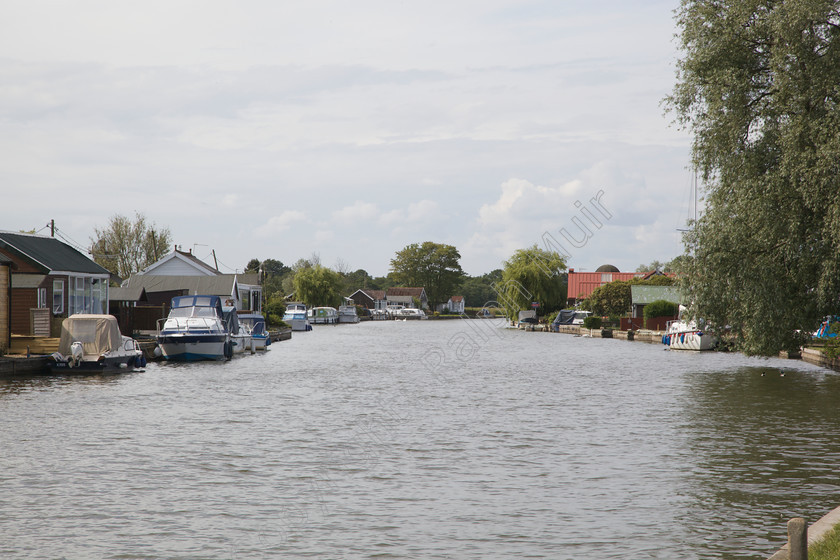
[567, 265, 669, 305]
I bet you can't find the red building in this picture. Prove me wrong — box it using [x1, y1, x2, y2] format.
[567, 264, 666, 306]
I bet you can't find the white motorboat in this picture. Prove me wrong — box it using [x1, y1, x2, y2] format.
[310, 306, 338, 324]
[156, 295, 233, 361]
[283, 302, 312, 332]
[663, 319, 716, 351]
[338, 303, 360, 324]
[48, 314, 146, 373]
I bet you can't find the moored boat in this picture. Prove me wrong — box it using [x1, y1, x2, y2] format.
[48, 314, 146, 373]
[310, 306, 338, 324]
[338, 300, 360, 324]
[283, 302, 312, 332]
[662, 319, 716, 351]
[156, 295, 233, 361]
[238, 312, 270, 350]
[223, 306, 251, 355]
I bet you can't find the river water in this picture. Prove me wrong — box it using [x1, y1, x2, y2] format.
[1, 319, 839, 559]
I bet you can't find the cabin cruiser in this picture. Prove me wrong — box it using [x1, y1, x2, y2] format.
[157, 295, 232, 360]
[48, 314, 146, 373]
[309, 306, 338, 324]
[283, 302, 312, 331]
[662, 306, 716, 351]
[338, 300, 360, 323]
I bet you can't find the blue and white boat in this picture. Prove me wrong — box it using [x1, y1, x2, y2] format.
[157, 295, 233, 360]
[283, 302, 312, 332]
[238, 312, 270, 351]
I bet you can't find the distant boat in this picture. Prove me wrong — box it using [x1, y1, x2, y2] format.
[392, 307, 427, 320]
[48, 314, 146, 373]
[157, 295, 233, 361]
[283, 302, 312, 332]
[309, 306, 338, 324]
[338, 303, 360, 324]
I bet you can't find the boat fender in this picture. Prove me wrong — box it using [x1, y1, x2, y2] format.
[224, 341, 233, 360]
[138, 355, 147, 368]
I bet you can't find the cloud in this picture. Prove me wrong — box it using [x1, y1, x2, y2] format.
[255, 211, 308, 236]
[332, 201, 380, 225]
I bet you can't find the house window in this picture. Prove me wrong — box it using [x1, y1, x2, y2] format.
[601, 273, 613, 283]
[53, 280, 64, 314]
[37, 288, 47, 309]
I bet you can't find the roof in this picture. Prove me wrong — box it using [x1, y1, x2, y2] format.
[123, 274, 239, 297]
[0, 231, 110, 275]
[109, 285, 147, 302]
[139, 249, 219, 276]
[630, 285, 683, 305]
[387, 287, 426, 298]
[350, 288, 387, 301]
[450, 295, 464, 302]
[595, 264, 620, 273]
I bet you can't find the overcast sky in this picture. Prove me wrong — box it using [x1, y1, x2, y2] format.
[1, 0, 696, 277]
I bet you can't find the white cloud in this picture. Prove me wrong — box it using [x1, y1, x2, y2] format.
[332, 201, 380, 225]
[255, 211, 308, 237]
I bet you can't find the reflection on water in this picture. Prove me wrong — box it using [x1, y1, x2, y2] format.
[0, 321, 837, 559]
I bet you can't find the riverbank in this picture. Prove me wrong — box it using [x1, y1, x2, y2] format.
[531, 323, 840, 373]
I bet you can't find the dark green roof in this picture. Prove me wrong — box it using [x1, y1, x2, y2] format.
[0, 232, 109, 275]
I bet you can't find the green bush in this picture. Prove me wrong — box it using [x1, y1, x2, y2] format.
[583, 316, 602, 329]
[644, 300, 679, 319]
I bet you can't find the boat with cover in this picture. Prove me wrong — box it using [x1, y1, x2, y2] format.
[48, 314, 146, 373]
[283, 302, 312, 331]
[237, 312, 270, 350]
[157, 295, 233, 360]
[223, 306, 251, 354]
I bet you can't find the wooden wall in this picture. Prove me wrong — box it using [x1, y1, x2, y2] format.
[0, 264, 9, 352]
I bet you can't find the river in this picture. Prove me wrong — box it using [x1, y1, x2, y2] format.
[1, 319, 838, 559]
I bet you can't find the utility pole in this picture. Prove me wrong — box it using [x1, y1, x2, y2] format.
[50, 219, 55, 237]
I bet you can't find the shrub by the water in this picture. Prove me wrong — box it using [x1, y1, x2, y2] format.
[644, 300, 679, 319]
[583, 316, 602, 329]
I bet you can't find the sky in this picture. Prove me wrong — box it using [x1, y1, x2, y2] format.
[0, 0, 697, 277]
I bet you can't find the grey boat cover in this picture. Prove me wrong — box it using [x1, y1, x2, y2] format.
[553, 309, 577, 325]
[58, 314, 123, 356]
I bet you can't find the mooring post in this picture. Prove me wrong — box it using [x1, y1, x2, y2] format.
[789, 517, 807, 560]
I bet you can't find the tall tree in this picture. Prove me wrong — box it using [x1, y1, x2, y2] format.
[90, 213, 172, 279]
[390, 242, 465, 308]
[497, 245, 566, 318]
[667, 0, 840, 355]
[293, 265, 343, 308]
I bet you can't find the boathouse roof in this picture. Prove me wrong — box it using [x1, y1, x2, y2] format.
[0, 231, 110, 276]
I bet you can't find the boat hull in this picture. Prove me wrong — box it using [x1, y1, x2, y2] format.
[665, 331, 716, 351]
[48, 354, 145, 374]
[157, 334, 230, 361]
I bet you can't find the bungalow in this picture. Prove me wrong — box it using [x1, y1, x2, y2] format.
[386, 287, 428, 310]
[437, 295, 465, 314]
[0, 231, 111, 337]
[130, 247, 262, 312]
[348, 288, 388, 310]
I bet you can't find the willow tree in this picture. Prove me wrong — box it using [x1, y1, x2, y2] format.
[497, 245, 566, 319]
[293, 265, 343, 308]
[667, 0, 840, 355]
